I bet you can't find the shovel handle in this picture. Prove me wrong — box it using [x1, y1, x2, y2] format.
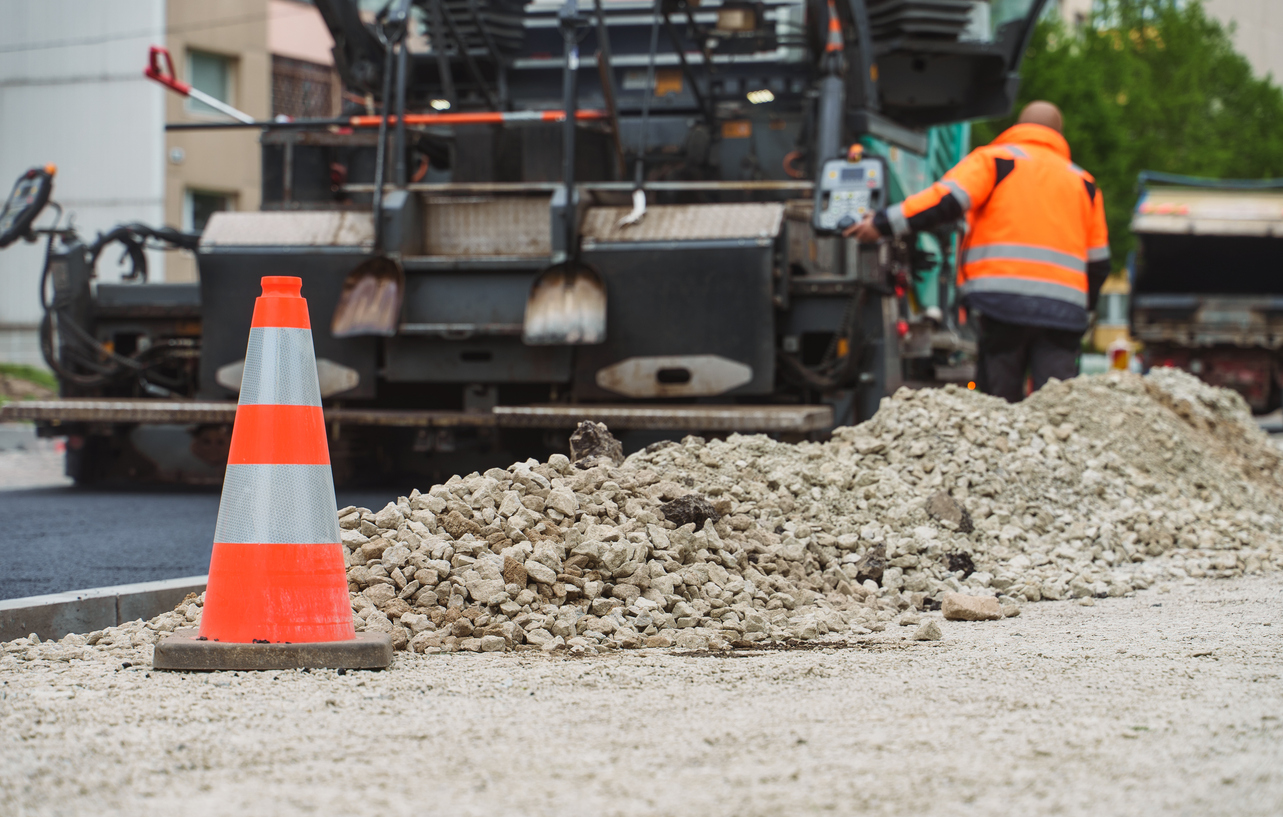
[144, 45, 190, 95]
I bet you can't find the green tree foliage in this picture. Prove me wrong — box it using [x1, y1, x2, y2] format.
[974, 0, 1283, 266]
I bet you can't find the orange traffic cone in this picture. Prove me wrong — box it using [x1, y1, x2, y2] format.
[155, 276, 390, 670]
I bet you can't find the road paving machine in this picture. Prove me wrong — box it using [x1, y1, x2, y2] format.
[1, 0, 1049, 483]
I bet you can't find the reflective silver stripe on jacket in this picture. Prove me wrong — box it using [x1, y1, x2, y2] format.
[214, 464, 341, 544]
[959, 276, 1088, 308]
[1087, 245, 1111, 263]
[239, 327, 323, 407]
[963, 243, 1087, 274]
[1001, 145, 1029, 159]
[886, 202, 910, 237]
[941, 179, 972, 210]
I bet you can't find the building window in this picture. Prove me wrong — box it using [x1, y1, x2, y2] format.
[184, 189, 234, 234]
[272, 55, 336, 119]
[187, 50, 233, 116]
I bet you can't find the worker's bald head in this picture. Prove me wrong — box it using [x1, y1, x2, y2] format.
[1017, 101, 1064, 133]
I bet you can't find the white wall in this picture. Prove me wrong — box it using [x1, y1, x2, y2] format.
[1056, 0, 1093, 26]
[1054, 1, 1283, 83]
[1202, 0, 1283, 83]
[0, 0, 166, 367]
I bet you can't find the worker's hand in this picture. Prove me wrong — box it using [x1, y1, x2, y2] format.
[843, 213, 882, 243]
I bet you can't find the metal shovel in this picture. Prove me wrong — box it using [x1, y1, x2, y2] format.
[523, 0, 607, 346]
[332, 2, 409, 339]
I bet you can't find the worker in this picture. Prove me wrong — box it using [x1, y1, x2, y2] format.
[845, 101, 1110, 402]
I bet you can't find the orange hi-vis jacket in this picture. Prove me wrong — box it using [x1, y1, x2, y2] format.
[873, 123, 1110, 331]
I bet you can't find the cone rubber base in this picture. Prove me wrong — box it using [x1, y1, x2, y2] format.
[153, 629, 392, 672]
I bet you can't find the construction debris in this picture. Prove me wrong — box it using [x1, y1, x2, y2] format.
[7, 369, 1283, 659]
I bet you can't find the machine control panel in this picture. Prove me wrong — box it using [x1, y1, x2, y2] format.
[812, 158, 885, 234]
[0, 166, 54, 249]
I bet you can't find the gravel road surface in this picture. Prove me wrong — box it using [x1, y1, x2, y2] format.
[3, 574, 1280, 817]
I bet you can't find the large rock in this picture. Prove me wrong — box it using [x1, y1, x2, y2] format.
[524, 560, 558, 585]
[363, 585, 397, 607]
[674, 630, 708, 650]
[373, 502, 403, 530]
[360, 538, 390, 563]
[441, 510, 481, 539]
[941, 592, 1002, 621]
[853, 544, 886, 586]
[945, 551, 976, 578]
[925, 490, 974, 534]
[659, 495, 721, 528]
[912, 619, 943, 641]
[466, 577, 507, 606]
[503, 556, 527, 586]
[545, 487, 578, 517]
[569, 421, 624, 465]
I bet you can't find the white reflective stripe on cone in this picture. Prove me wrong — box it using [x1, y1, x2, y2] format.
[213, 464, 341, 544]
[239, 328, 323, 407]
[959, 276, 1088, 307]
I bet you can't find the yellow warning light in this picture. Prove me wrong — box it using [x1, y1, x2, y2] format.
[967, 381, 976, 390]
[836, 337, 850, 358]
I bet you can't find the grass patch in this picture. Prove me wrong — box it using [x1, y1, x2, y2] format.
[0, 363, 57, 391]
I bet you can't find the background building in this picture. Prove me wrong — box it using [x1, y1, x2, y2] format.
[162, 0, 271, 285]
[0, 1, 165, 367]
[0, 0, 335, 367]
[1055, 0, 1093, 26]
[1055, 0, 1283, 83]
[1202, 0, 1283, 82]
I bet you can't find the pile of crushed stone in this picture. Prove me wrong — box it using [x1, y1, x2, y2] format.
[6, 368, 1282, 664]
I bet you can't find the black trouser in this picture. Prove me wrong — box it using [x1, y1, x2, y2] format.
[975, 315, 1081, 402]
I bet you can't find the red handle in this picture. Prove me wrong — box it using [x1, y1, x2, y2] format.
[144, 45, 190, 95]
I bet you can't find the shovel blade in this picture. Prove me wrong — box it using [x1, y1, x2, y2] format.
[331, 256, 405, 338]
[523, 262, 607, 345]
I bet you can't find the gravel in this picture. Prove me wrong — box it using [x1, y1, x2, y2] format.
[2, 575, 1281, 816]
[19, 368, 1282, 655]
[311, 367, 1279, 654]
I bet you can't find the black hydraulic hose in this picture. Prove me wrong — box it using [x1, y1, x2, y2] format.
[393, 41, 410, 188]
[37, 224, 200, 388]
[438, 0, 499, 109]
[370, 30, 397, 254]
[660, 8, 713, 128]
[559, 0, 582, 260]
[427, 0, 457, 107]
[777, 288, 870, 393]
[634, 1, 662, 188]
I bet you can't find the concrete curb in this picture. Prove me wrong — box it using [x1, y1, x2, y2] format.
[0, 576, 208, 642]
